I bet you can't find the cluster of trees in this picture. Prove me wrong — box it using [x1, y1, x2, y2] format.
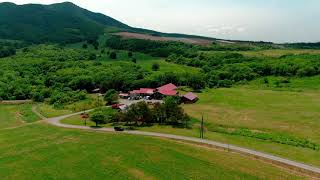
[0, 45, 206, 103]
[90, 97, 191, 127]
[166, 52, 320, 88]
[105, 35, 198, 57]
[90, 108, 117, 126]
[0, 46, 16, 58]
[284, 42, 320, 49]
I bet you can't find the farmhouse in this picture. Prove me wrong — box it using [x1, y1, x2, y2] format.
[157, 83, 178, 96]
[129, 88, 156, 99]
[123, 83, 198, 104]
[181, 92, 199, 104]
[128, 83, 178, 100]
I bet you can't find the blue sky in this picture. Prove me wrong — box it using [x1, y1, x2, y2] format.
[3, 0, 320, 42]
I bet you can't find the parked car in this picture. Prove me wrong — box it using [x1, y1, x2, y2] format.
[114, 126, 125, 131]
[112, 104, 125, 109]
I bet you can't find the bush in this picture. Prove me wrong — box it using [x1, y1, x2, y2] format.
[109, 51, 117, 59]
[152, 63, 160, 71]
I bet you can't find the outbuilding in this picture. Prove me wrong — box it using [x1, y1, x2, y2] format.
[181, 92, 199, 104]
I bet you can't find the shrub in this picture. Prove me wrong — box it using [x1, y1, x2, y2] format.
[152, 63, 160, 71]
[109, 51, 117, 59]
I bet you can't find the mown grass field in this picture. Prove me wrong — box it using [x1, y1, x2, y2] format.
[0, 104, 40, 128]
[0, 105, 303, 179]
[183, 87, 320, 142]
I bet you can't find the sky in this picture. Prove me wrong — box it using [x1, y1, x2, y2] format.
[2, 0, 320, 43]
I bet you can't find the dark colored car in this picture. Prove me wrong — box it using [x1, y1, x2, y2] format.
[111, 104, 125, 109]
[114, 126, 125, 131]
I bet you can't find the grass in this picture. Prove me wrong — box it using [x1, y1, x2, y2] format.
[0, 104, 40, 128]
[37, 94, 104, 118]
[0, 123, 304, 179]
[61, 116, 320, 167]
[246, 76, 320, 91]
[37, 103, 73, 118]
[183, 87, 320, 144]
[239, 49, 320, 58]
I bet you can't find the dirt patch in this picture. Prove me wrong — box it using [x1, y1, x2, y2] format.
[0, 100, 32, 105]
[128, 168, 155, 180]
[115, 32, 213, 46]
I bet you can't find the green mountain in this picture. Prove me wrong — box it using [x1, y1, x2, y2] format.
[0, 2, 131, 43]
[0, 2, 218, 44]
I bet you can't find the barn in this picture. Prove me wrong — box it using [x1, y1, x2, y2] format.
[181, 92, 198, 104]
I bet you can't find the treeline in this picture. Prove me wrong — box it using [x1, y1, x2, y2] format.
[0, 41, 27, 58]
[285, 42, 320, 49]
[105, 35, 198, 57]
[166, 52, 320, 88]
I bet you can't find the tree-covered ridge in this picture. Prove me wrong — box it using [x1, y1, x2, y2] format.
[0, 2, 129, 43]
[166, 51, 320, 88]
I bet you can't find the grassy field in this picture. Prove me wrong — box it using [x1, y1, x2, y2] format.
[37, 95, 104, 118]
[0, 105, 304, 179]
[0, 104, 40, 128]
[101, 51, 201, 77]
[183, 87, 320, 142]
[62, 114, 320, 167]
[239, 49, 320, 58]
[246, 76, 320, 91]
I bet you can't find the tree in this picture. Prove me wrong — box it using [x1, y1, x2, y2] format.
[132, 58, 137, 63]
[152, 63, 160, 71]
[92, 41, 99, 50]
[128, 51, 133, 58]
[32, 92, 44, 102]
[125, 101, 152, 125]
[90, 111, 106, 127]
[82, 43, 88, 49]
[89, 53, 97, 60]
[104, 89, 118, 105]
[109, 51, 117, 59]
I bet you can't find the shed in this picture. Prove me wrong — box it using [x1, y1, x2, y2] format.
[181, 92, 198, 104]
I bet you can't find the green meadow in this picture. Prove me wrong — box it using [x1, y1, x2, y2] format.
[0, 105, 303, 179]
[0, 104, 40, 128]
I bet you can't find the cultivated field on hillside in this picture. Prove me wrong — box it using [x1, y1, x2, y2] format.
[115, 32, 213, 45]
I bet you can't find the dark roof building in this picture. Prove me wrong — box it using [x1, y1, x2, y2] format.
[181, 92, 198, 103]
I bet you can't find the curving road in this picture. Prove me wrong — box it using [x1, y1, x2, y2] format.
[36, 109, 320, 177]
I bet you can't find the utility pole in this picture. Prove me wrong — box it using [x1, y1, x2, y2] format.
[200, 114, 204, 139]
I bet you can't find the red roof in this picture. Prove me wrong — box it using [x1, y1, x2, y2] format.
[158, 89, 177, 96]
[130, 88, 155, 94]
[157, 83, 177, 91]
[139, 88, 155, 94]
[130, 90, 141, 94]
[183, 92, 198, 101]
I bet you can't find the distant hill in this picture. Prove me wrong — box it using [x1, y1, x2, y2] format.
[0, 2, 131, 43]
[1, 1, 318, 47]
[0, 2, 219, 44]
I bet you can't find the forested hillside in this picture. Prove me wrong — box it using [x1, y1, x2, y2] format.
[0, 2, 129, 43]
